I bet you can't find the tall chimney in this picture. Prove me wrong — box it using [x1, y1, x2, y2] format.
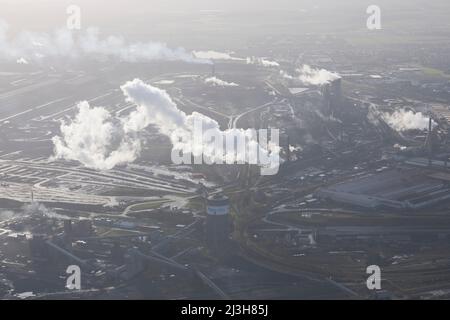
[428, 117, 433, 166]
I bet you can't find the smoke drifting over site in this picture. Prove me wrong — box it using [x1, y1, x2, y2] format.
[51, 101, 141, 170]
[281, 65, 340, 86]
[383, 109, 435, 132]
[52, 79, 279, 171]
[193, 51, 242, 61]
[246, 57, 279, 67]
[23, 202, 70, 220]
[204, 76, 239, 87]
[0, 20, 206, 64]
[298, 65, 340, 86]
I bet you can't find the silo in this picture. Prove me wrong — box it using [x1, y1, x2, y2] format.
[205, 194, 232, 251]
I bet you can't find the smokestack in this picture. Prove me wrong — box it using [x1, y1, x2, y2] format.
[64, 220, 73, 242]
[211, 63, 216, 77]
[286, 136, 291, 162]
[428, 117, 433, 166]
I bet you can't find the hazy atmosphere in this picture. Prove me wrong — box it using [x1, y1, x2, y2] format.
[1, 0, 450, 303]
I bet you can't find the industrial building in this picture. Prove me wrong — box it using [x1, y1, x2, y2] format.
[431, 105, 450, 125]
[317, 166, 450, 209]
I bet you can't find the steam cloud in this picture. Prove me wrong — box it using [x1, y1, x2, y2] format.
[0, 203, 69, 221]
[16, 57, 28, 64]
[193, 50, 242, 61]
[246, 56, 279, 67]
[298, 65, 340, 85]
[281, 65, 340, 86]
[23, 202, 69, 220]
[204, 76, 239, 87]
[0, 20, 206, 64]
[52, 79, 279, 171]
[383, 109, 435, 132]
[280, 70, 295, 80]
[52, 101, 141, 170]
[22, 202, 67, 219]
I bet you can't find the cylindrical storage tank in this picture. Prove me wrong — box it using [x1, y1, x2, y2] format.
[207, 194, 230, 216]
[205, 194, 231, 251]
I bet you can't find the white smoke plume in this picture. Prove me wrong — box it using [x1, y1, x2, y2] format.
[297, 65, 340, 86]
[16, 57, 28, 64]
[22, 202, 70, 220]
[52, 79, 279, 172]
[383, 109, 435, 132]
[0, 20, 206, 64]
[52, 101, 141, 170]
[193, 50, 243, 61]
[280, 70, 295, 80]
[121, 79, 279, 168]
[246, 56, 279, 67]
[281, 65, 340, 86]
[204, 76, 239, 87]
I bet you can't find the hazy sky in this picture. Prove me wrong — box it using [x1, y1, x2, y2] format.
[1, 0, 449, 44]
[2, 0, 449, 20]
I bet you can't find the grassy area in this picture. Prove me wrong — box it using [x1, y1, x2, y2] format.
[421, 67, 450, 79]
